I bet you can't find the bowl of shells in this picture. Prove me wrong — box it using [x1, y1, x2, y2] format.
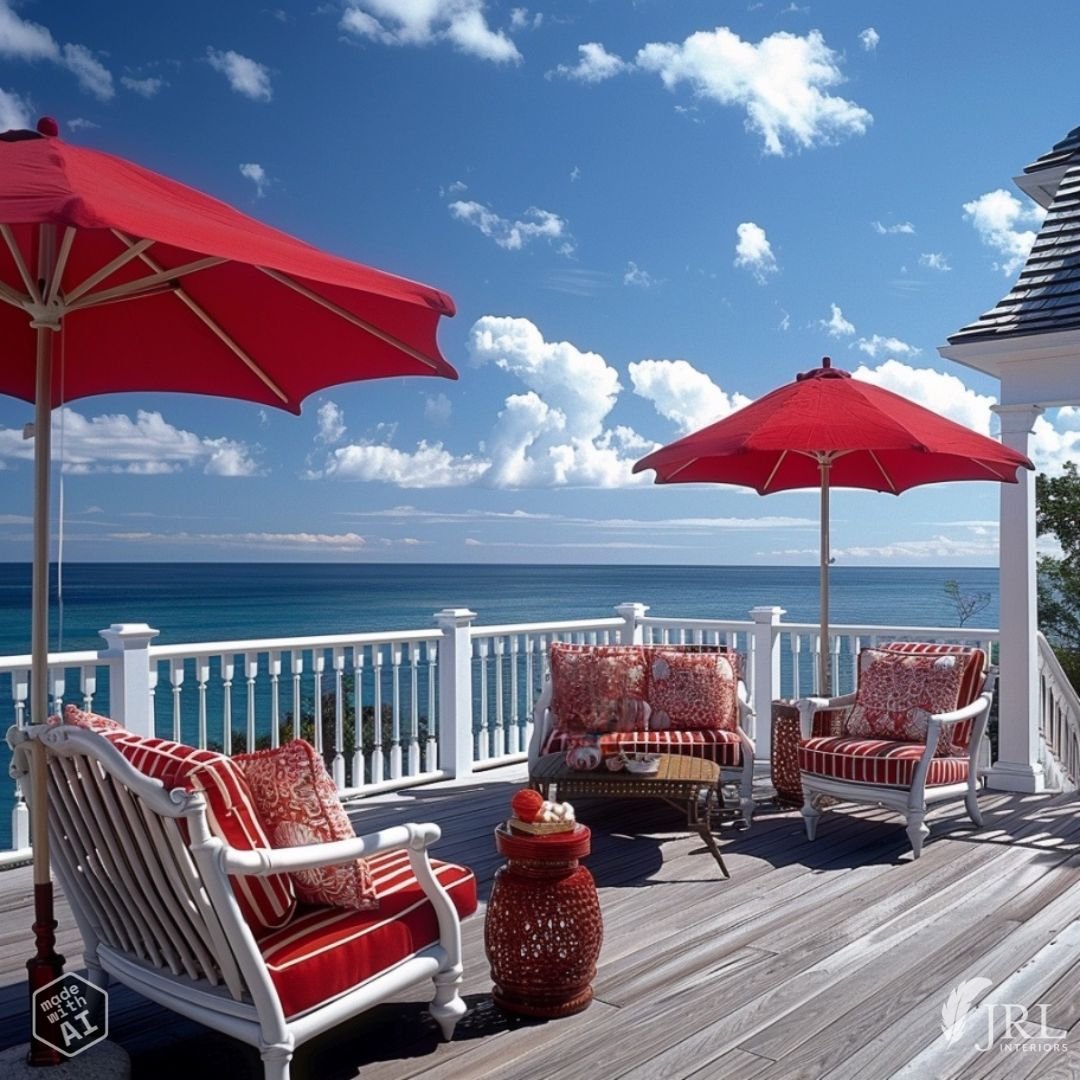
[508, 788, 577, 834]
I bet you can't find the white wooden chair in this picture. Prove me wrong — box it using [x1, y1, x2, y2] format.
[795, 645, 995, 858]
[7, 723, 470, 1080]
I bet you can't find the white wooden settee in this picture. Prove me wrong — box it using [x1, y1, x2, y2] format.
[7, 722, 472, 1080]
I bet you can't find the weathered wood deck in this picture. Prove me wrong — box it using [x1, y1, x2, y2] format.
[1, 765, 1078, 1079]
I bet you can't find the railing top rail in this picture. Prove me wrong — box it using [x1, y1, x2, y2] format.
[469, 618, 624, 637]
[0, 649, 102, 673]
[640, 616, 754, 631]
[1037, 631, 1080, 713]
[149, 627, 440, 660]
[769, 621, 1000, 641]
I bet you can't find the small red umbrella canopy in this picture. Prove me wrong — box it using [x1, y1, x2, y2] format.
[0, 118, 458, 1063]
[633, 357, 1033, 693]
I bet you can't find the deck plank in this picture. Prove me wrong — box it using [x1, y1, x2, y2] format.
[0, 763, 1076, 1079]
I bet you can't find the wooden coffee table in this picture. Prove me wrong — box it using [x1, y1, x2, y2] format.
[529, 753, 730, 877]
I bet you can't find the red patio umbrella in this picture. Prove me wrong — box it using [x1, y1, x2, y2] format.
[0, 118, 457, 1064]
[633, 357, 1033, 693]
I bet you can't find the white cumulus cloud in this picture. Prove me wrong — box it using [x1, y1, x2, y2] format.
[324, 441, 490, 487]
[340, 1, 521, 64]
[315, 401, 346, 444]
[424, 392, 452, 422]
[62, 43, 113, 100]
[450, 200, 573, 254]
[629, 359, 750, 434]
[858, 27, 880, 52]
[0, 87, 30, 131]
[240, 162, 270, 197]
[855, 334, 920, 359]
[821, 303, 855, 337]
[872, 220, 914, 235]
[919, 252, 951, 272]
[551, 42, 627, 82]
[121, 75, 164, 98]
[623, 261, 657, 288]
[635, 27, 871, 156]
[207, 48, 272, 102]
[0, 408, 259, 476]
[963, 189, 1046, 276]
[734, 222, 778, 282]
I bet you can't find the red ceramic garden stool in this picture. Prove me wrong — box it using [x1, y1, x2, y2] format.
[485, 823, 602, 1018]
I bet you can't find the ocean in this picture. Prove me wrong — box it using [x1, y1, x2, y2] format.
[0, 562, 1000, 656]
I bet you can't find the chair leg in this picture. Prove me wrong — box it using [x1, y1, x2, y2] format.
[430, 967, 467, 1041]
[260, 1042, 294, 1080]
[905, 811, 929, 859]
[801, 793, 821, 840]
[965, 789, 984, 827]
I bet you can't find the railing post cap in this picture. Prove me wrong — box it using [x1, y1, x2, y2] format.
[750, 606, 786, 623]
[99, 623, 160, 650]
[434, 608, 477, 627]
[614, 602, 650, 615]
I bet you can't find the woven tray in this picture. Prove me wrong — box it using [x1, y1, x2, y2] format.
[508, 817, 577, 835]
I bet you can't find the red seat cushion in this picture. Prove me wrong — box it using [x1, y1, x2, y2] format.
[543, 727, 744, 767]
[258, 851, 478, 1018]
[107, 733, 296, 932]
[798, 736, 970, 788]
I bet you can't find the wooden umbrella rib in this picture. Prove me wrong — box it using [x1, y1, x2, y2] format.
[64, 237, 156, 304]
[0, 224, 40, 304]
[111, 232, 289, 406]
[867, 449, 898, 493]
[65, 256, 226, 312]
[761, 450, 789, 492]
[45, 228, 76, 307]
[257, 266, 443, 372]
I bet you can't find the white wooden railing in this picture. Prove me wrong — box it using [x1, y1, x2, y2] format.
[5, 598, 1068, 864]
[1036, 632, 1080, 790]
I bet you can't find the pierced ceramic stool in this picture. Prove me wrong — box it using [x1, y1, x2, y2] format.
[485, 824, 602, 1018]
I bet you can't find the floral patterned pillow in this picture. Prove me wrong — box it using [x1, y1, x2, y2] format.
[235, 739, 378, 911]
[843, 648, 973, 750]
[46, 703, 125, 733]
[549, 643, 648, 735]
[646, 649, 738, 731]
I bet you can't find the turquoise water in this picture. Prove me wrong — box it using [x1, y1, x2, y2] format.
[0, 562, 999, 655]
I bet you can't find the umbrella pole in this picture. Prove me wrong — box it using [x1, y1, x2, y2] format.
[27, 228, 64, 1067]
[819, 458, 831, 697]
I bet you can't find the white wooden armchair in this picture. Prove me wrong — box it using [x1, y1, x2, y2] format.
[7, 723, 473, 1080]
[795, 644, 995, 859]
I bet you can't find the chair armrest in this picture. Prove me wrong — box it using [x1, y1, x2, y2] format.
[223, 822, 439, 877]
[794, 694, 856, 738]
[527, 679, 554, 765]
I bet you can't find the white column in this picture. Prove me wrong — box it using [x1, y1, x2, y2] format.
[435, 608, 476, 778]
[989, 403, 1044, 792]
[749, 606, 785, 757]
[614, 602, 649, 644]
[99, 623, 160, 737]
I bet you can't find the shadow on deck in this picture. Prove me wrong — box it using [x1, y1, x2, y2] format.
[1, 764, 1078, 1080]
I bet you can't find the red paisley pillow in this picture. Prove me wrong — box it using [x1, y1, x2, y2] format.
[235, 739, 378, 911]
[646, 649, 738, 731]
[47, 703, 125, 734]
[549, 643, 648, 735]
[843, 648, 973, 751]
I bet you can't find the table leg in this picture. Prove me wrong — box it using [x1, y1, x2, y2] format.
[690, 789, 730, 878]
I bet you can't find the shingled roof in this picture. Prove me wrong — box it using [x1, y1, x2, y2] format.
[947, 152, 1080, 345]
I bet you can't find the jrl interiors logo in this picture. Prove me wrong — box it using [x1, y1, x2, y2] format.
[941, 977, 1068, 1055]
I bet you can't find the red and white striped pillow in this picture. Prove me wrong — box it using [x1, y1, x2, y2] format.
[107, 733, 296, 932]
[235, 740, 378, 911]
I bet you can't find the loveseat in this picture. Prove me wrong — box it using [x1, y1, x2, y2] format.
[527, 642, 756, 824]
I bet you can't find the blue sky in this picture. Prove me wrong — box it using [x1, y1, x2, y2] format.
[0, 0, 1077, 565]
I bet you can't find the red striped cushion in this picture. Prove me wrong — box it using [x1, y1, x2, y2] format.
[798, 736, 970, 788]
[258, 852, 477, 1018]
[107, 733, 296, 932]
[543, 727, 744, 767]
[880, 643, 986, 752]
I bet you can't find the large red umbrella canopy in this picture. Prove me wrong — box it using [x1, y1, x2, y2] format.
[0, 118, 458, 1064]
[0, 120, 457, 410]
[633, 358, 1033, 694]
[633, 359, 1030, 491]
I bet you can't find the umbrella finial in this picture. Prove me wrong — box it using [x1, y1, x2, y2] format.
[36, 117, 59, 137]
[822, 356, 831, 368]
